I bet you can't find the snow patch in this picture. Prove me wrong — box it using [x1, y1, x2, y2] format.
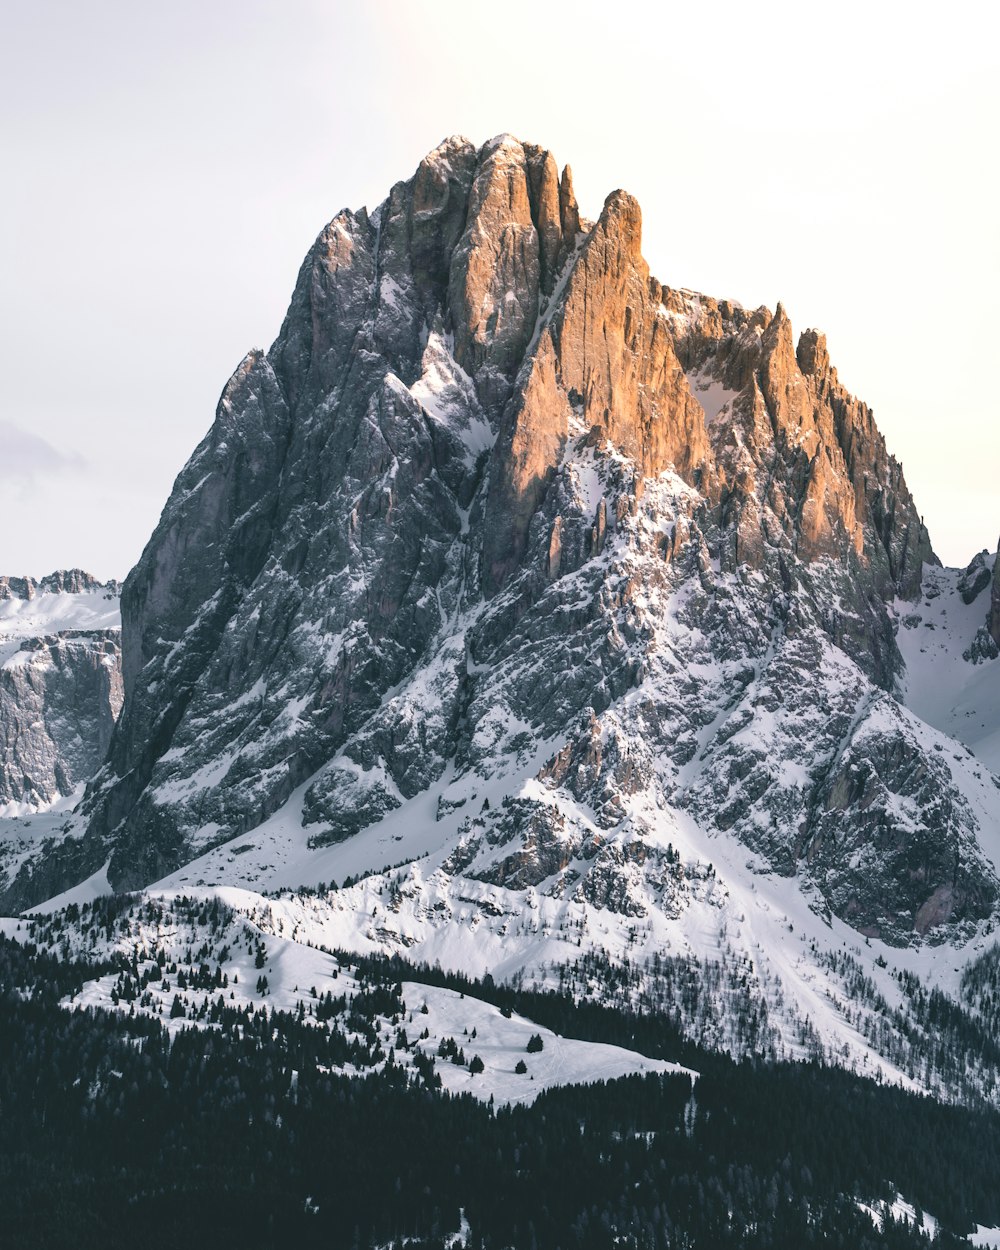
[684, 367, 739, 423]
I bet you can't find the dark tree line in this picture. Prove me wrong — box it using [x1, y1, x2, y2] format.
[2, 934, 1000, 1248]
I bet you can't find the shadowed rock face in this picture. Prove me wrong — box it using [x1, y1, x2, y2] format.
[0, 573, 122, 811]
[992, 539, 1000, 647]
[6, 134, 984, 947]
[959, 545, 1000, 663]
[0, 634, 122, 808]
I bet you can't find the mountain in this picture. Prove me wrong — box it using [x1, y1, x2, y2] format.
[895, 550, 1000, 772]
[1, 135, 1000, 1098]
[0, 572, 121, 814]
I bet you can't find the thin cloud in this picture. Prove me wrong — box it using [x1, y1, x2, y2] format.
[0, 421, 86, 482]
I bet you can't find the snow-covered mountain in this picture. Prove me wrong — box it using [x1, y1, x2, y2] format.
[2, 136, 999, 1105]
[894, 552, 1000, 772]
[0, 572, 121, 815]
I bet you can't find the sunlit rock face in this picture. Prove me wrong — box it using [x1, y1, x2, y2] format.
[11, 134, 1000, 955]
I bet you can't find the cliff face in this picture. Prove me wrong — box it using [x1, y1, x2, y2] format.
[0, 573, 122, 811]
[6, 135, 998, 949]
[482, 187, 711, 593]
[991, 539, 1000, 647]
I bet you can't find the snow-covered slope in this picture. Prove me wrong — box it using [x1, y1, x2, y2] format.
[895, 555, 1000, 773]
[14, 742, 1000, 1109]
[0, 573, 121, 666]
[3, 138, 1000, 1113]
[1, 888, 690, 1108]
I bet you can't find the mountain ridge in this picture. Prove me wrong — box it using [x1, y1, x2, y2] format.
[0, 138, 998, 1096]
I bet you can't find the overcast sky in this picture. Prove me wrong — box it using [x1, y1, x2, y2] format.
[2, 0, 997, 579]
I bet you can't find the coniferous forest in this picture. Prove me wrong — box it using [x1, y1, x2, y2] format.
[2, 933, 999, 1249]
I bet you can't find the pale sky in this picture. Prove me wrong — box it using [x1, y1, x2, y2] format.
[2, 0, 997, 579]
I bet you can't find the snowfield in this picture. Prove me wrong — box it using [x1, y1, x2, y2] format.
[1, 886, 692, 1107]
[399, 980, 692, 1105]
[2, 549, 999, 1108]
[0, 579, 120, 668]
[99, 543, 997, 1105]
[894, 557, 1000, 773]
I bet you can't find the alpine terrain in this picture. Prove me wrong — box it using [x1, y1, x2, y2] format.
[2, 135, 1000, 1248]
[0, 572, 121, 815]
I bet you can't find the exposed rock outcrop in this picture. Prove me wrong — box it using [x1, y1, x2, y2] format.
[0, 573, 122, 810]
[5, 136, 995, 952]
[957, 550, 993, 605]
[991, 538, 1000, 647]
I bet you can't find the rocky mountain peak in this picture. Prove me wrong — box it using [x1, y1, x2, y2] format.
[4, 135, 989, 957]
[795, 327, 831, 378]
[447, 134, 581, 418]
[0, 570, 120, 601]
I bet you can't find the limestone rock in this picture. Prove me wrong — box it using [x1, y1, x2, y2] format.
[992, 538, 1000, 647]
[2, 135, 989, 954]
[0, 573, 121, 811]
[958, 550, 993, 604]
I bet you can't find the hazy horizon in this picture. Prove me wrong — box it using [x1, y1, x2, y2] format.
[2, 0, 997, 579]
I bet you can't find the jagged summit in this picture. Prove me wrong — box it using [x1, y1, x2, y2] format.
[0, 570, 121, 600]
[2, 135, 994, 963]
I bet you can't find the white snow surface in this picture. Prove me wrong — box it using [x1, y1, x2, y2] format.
[404, 980, 691, 1105]
[132, 734, 1000, 1100]
[857, 1193, 939, 1239]
[4, 884, 692, 1107]
[894, 560, 1000, 773]
[0, 782, 86, 822]
[409, 331, 494, 465]
[19, 531, 994, 1105]
[0, 582, 120, 668]
[684, 366, 739, 423]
